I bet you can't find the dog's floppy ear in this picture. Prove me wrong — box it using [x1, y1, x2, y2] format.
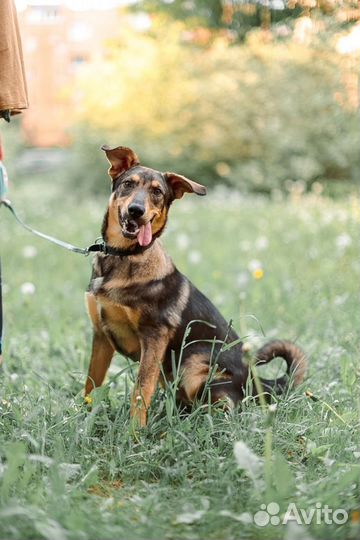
[165, 172, 206, 199]
[101, 145, 140, 180]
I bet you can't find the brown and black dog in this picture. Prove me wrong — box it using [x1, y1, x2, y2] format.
[85, 145, 306, 426]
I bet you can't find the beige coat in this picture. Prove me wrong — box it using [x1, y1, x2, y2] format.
[0, 0, 28, 114]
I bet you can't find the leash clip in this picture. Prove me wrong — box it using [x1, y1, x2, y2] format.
[95, 237, 107, 254]
[94, 237, 108, 255]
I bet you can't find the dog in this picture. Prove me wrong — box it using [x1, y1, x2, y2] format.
[85, 145, 306, 426]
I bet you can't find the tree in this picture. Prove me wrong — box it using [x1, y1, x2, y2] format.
[136, 1, 359, 41]
[70, 17, 359, 194]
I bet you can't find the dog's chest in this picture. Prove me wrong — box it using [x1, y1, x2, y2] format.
[97, 296, 141, 359]
[87, 270, 142, 358]
[87, 249, 177, 358]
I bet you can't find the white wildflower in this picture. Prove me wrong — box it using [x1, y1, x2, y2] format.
[335, 233, 352, 250]
[255, 236, 269, 250]
[248, 259, 263, 272]
[234, 441, 263, 483]
[22, 245, 38, 259]
[176, 233, 190, 250]
[188, 250, 201, 264]
[20, 282, 35, 295]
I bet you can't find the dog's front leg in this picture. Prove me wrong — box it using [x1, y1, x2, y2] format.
[85, 330, 115, 396]
[130, 334, 168, 427]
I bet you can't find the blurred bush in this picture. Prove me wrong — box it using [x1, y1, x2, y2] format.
[68, 19, 358, 195]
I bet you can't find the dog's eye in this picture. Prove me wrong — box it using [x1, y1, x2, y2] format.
[152, 187, 163, 197]
[122, 180, 134, 189]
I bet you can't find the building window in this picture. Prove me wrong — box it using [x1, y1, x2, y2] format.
[28, 6, 60, 25]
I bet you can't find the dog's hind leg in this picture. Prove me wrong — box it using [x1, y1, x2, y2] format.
[179, 353, 210, 403]
[179, 352, 243, 407]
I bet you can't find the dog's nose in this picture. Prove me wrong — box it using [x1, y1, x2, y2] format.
[128, 203, 145, 218]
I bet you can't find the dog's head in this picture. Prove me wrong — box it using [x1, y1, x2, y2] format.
[101, 145, 206, 249]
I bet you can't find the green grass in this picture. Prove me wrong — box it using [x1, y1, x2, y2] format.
[0, 175, 359, 540]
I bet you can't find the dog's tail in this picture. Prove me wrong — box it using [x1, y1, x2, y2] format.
[253, 339, 307, 396]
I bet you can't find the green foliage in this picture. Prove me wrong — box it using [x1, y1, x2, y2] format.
[70, 21, 358, 195]
[0, 173, 359, 539]
[137, 1, 359, 41]
[65, 125, 112, 195]
[139, 0, 225, 31]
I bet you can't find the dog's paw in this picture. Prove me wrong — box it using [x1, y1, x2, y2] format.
[130, 396, 148, 429]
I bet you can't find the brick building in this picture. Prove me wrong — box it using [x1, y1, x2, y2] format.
[17, 2, 126, 146]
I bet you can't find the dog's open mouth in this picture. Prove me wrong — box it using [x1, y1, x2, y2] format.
[122, 219, 139, 239]
[121, 219, 153, 247]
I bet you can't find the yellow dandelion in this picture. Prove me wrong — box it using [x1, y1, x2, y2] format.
[84, 395, 92, 405]
[252, 268, 264, 280]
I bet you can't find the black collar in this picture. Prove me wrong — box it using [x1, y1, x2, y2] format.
[86, 239, 153, 258]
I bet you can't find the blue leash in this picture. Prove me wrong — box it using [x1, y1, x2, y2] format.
[0, 161, 124, 362]
[1, 198, 92, 255]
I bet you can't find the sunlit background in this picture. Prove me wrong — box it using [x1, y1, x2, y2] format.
[6, 0, 359, 195]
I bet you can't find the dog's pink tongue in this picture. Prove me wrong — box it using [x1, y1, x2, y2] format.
[137, 222, 152, 247]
